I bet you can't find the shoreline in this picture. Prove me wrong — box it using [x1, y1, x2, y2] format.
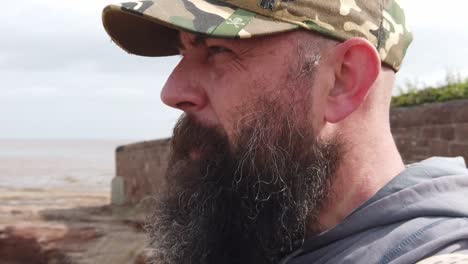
[0, 138, 150, 263]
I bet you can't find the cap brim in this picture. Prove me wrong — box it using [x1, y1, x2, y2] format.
[102, 0, 299, 57]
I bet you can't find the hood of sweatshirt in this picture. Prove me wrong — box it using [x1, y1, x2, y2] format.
[282, 157, 468, 264]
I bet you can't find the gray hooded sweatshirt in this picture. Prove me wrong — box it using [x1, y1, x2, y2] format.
[282, 157, 468, 264]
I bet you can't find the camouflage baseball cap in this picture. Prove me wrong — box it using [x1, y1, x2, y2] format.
[102, 0, 413, 71]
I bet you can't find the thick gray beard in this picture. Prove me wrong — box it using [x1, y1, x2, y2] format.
[145, 99, 342, 264]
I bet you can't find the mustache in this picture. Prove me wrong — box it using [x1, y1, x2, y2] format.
[170, 114, 230, 160]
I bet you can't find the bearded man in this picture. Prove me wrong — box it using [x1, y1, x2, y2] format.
[102, 0, 468, 263]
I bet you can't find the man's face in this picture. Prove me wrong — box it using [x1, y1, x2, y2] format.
[160, 31, 325, 141]
[148, 31, 342, 264]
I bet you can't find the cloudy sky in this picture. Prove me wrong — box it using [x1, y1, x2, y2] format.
[1, 0, 468, 140]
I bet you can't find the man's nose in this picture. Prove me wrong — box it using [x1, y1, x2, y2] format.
[160, 58, 207, 113]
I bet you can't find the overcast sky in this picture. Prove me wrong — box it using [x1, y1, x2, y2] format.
[1, 0, 468, 140]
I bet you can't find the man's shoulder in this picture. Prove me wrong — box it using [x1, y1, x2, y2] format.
[416, 254, 468, 264]
[411, 157, 468, 175]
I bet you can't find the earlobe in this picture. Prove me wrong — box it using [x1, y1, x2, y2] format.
[324, 38, 381, 123]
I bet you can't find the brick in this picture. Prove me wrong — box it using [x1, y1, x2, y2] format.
[391, 127, 408, 136]
[421, 127, 438, 139]
[391, 106, 425, 128]
[400, 151, 430, 164]
[439, 126, 455, 141]
[429, 140, 450, 156]
[394, 129, 420, 140]
[395, 137, 430, 155]
[425, 107, 453, 125]
[405, 155, 432, 164]
[454, 123, 468, 143]
[451, 101, 468, 123]
[449, 143, 468, 160]
[391, 100, 468, 127]
[404, 147, 429, 158]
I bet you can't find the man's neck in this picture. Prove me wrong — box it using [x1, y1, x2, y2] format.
[311, 125, 405, 235]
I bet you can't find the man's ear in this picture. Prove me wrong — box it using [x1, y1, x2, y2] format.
[324, 37, 381, 123]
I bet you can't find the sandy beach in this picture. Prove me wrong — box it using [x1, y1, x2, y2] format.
[0, 139, 150, 264]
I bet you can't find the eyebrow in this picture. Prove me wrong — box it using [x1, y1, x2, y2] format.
[176, 33, 207, 51]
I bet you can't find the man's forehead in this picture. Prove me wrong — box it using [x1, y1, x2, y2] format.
[176, 30, 301, 50]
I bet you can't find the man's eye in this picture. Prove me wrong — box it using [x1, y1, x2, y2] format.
[207, 45, 231, 56]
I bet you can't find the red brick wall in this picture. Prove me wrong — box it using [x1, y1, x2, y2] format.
[391, 100, 468, 164]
